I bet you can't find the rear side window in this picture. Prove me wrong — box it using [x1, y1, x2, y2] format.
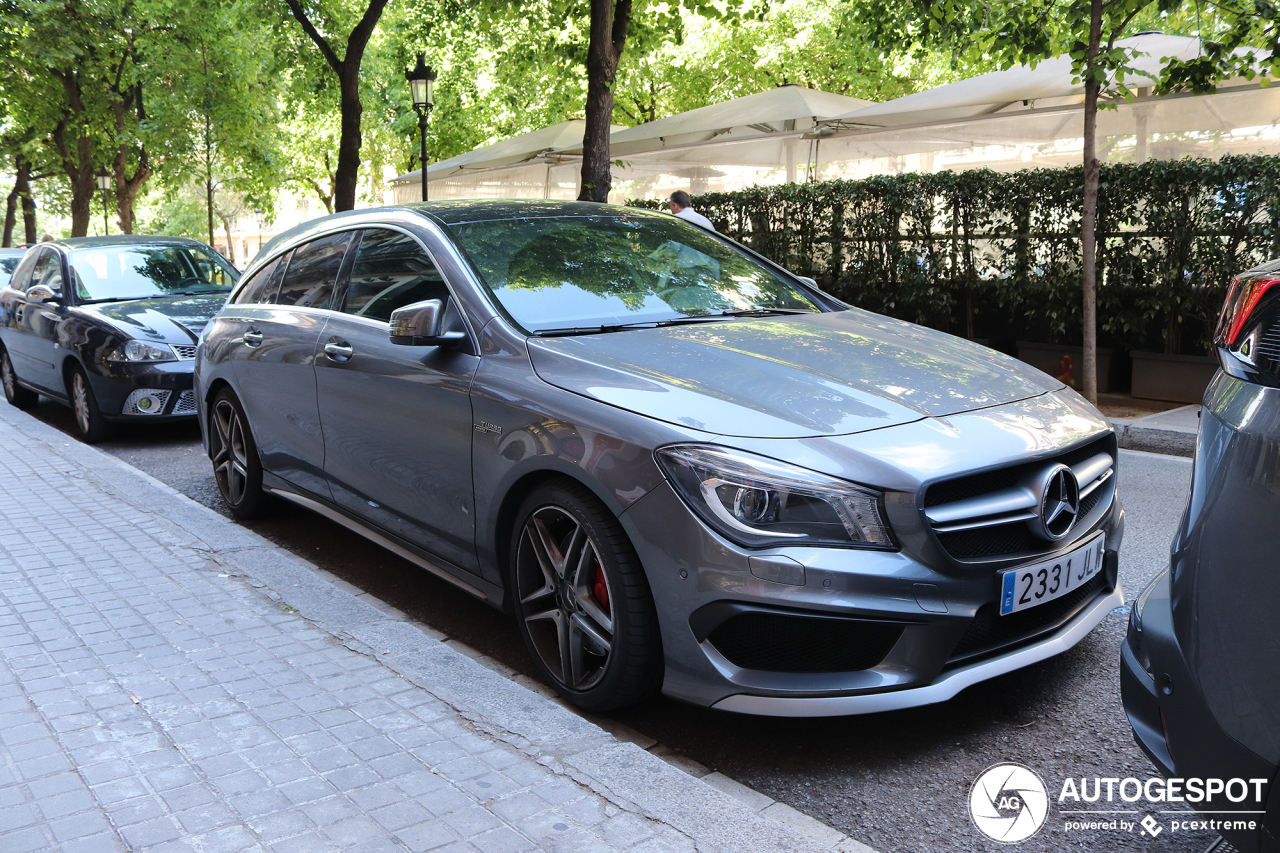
[234, 252, 287, 305]
[276, 232, 353, 309]
[343, 230, 450, 322]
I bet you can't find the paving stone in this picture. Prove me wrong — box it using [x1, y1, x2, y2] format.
[0, 408, 845, 853]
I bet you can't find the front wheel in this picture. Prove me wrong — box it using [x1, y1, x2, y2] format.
[1, 349, 36, 410]
[209, 388, 271, 518]
[508, 479, 662, 711]
[68, 365, 110, 443]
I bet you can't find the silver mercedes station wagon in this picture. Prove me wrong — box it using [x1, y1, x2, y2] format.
[196, 201, 1124, 714]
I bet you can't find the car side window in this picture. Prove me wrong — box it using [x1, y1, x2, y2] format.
[29, 250, 63, 295]
[343, 229, 450, 322]
[276, 232, 353, 309]
[5, 251, 38, 292]
[234, 252, 287, 305]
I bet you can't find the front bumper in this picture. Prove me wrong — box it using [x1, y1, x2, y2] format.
[622, 478, 1124, 715]
[86, 358, 197, 420]
[1121, 570, 1278, 853]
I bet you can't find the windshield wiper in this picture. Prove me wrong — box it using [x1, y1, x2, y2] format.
[80, 296, 142, 304]
[533, 316, 728, 337]
[716, 308, 815, 318]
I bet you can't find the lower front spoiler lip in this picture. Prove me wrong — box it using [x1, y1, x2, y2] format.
[711, 584, 1123, 717]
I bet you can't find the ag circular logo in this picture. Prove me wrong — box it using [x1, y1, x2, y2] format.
[969, 763, 1049, 843]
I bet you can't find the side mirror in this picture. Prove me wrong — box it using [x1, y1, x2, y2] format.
[389, 299, 466, 348]
[796, 276, 818, 289]
[26, 284, 62, 304]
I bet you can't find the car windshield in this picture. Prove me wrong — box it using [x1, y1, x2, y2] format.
[0, 254, 23, 288]
[446, 214, 822, 333]
[68, 244, 238, 302]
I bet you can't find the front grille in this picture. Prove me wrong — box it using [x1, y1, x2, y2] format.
[923, 435, 1115, 562]
[948, 573, 1107, 665]
[172, 344, 198, 360]
[707, 612, 903, 673]
[171, 390, 197, 415]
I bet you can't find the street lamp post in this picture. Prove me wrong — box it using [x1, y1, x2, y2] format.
[95, 168, 112, 234]
[405, 53, 437, 202]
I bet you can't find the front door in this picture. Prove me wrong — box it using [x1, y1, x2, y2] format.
[9, 249, 67, 393]
[314, 228, 481, 572]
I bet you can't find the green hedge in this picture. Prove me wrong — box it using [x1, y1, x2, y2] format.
[631, 156, 1280, 355]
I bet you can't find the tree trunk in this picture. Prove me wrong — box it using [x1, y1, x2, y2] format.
[1079, 0, 1104, 405]
[51, 72, 97, 238]
[334, 68, 363, 211]
[2, 158, 29, 247]
[112, 90, 152, 233]
[21, 183, 36, 245]
[578, 0, 632, 202]
[220, 213, 237, 265]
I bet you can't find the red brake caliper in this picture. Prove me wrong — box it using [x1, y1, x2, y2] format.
[593, 566, 610, 615]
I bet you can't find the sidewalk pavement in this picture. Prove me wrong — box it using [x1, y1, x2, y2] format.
[0, 404, 875, 853]
[1111, 404, 1201, 457]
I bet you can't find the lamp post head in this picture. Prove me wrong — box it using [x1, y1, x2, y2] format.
[405, 53, 437, 113]
[95, 168, 112, 192]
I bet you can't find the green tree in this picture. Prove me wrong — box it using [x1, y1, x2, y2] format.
[276, 0, 391, 212]
[859, 0, 1278, 403]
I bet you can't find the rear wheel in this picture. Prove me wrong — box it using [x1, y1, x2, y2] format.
[68, 365, 110, 443]
[209, 388, 271, 518]
[508, 479, 662, 711]
[1, 349, 36, 410]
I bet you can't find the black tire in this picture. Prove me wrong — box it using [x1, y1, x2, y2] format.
[68, 364, 111, 443]
[1, 348, 37, 410]
[208, 388, 272, 519]
[508, 478, 663, 711]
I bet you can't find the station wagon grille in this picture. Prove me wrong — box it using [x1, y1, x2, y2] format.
[923, 435, 1116, 563]
[172, 344, 198, 360]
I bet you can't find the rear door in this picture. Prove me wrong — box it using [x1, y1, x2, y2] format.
[314, 227, 481, 572]
[226, 231, 356, 498]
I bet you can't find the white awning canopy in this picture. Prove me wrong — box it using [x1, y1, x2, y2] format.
[822, 33, 1262, 128]
[392, 120, 621, 185]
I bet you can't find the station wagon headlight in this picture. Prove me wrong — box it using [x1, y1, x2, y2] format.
[656, 444, 895, 549]
[106, 340, 177, 362]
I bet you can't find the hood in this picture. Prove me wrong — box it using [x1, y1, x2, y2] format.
[528, 309, 1063, 439]
[83, 294, 227, 344]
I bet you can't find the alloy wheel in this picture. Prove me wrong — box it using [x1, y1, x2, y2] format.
[211, 397, 250, 506]
[2, 354, 15, 399]
[71, 372, 92, 435]
[514, 505, 615, 691]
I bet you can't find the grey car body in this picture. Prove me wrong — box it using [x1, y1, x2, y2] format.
[0, 236, 237, 439]
[196, 201, 1125, 714]
[1122, 260, 1280, 851]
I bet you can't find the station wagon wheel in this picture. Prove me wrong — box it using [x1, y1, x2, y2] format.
[509, 479, 662, 711]
[209, 388, 271, 518]
[0, 348, 36, 410]
[68, 364, 110, 443]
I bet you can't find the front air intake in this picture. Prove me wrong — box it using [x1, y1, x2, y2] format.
[705, 611, 903, 673]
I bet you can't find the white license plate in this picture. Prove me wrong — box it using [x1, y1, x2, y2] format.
[999, 533, 1106, 616]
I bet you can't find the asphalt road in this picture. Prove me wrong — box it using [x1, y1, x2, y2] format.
[25, 401, 1209, 853]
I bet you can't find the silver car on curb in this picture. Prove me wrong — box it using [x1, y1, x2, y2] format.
[195, 201, 1125, 715]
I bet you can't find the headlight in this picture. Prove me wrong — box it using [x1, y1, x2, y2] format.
[655, 444, 895, 549]
[106, 340, 177, 362]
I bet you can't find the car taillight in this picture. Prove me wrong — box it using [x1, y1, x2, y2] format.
[1214, 274, 1280, 386]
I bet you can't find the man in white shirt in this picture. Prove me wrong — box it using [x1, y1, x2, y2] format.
[668, 191, 715, 231]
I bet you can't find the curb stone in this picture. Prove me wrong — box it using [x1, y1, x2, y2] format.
[0, 402, 880, 853]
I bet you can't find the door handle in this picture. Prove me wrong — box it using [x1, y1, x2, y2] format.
[324, 340, 353, 362]
[243, 328, 263, 347]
